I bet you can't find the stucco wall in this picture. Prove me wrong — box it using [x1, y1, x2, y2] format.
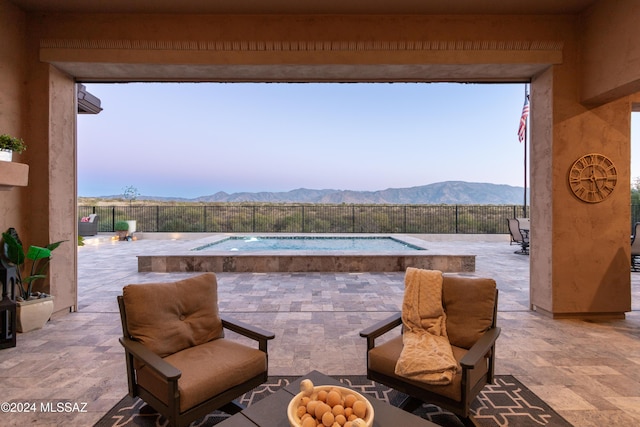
[531, 53, 632, 317]
[530, 68, 554, 313]
[581, 0, 640, 105]
[0, 1, 28, 234]
[0, 5, 80, 313]
[21, 15, 79, 311]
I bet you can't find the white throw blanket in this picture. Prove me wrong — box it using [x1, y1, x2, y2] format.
[394, 268, 459, 385]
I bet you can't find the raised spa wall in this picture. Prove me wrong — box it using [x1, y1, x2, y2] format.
[137, 253, 475, 273]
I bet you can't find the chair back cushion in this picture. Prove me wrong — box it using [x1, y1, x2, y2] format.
[122, 273, 224, 357]
[442, 276, 496, 350]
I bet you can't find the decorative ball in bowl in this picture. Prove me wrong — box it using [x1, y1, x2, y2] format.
[287, 379, 374, 427]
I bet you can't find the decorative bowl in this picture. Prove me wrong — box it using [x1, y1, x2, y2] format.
[287, 380, 374, 427]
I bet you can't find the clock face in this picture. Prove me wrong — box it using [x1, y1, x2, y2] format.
[568, 153, 617, 203]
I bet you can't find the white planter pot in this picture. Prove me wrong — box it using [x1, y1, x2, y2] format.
[0, 149, 12, 162]
[16, 296, 55, 333]
[125, 220, 137, 234]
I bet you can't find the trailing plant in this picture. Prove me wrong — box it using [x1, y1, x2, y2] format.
[1, 228, 66, 301]
[0, 134, 27, 153]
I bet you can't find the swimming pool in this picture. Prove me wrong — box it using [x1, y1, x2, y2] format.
[194, 236, 425, 252]
[137, 234, 476, 273]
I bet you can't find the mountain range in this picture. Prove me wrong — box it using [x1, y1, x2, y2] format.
[122, 181, 529, 205]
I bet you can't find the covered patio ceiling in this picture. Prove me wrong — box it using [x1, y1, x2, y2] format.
[19, 0, 584, 82]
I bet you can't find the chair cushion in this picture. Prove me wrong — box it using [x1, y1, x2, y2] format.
[122, 273, 224, 357]
[137, 338, 267, 412]
[368, 335, 488, 403]
[442, 276, 496, 349]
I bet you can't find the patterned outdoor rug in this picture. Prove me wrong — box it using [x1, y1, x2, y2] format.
[95, 375, 572, 427]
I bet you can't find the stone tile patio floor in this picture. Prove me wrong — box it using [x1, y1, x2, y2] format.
[1, 233, 640, 426]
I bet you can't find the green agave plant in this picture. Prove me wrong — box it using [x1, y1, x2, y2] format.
[1, 228, 66, 301]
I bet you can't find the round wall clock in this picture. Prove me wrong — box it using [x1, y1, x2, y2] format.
[568, 153, 617, 203]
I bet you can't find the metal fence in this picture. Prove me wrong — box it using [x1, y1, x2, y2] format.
[79, 204, 533, 234]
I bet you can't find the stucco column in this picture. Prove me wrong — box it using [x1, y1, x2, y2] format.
[530, 67, 632, 319]
[25, 61, 78, 313]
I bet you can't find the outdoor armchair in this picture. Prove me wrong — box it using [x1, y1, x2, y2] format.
[360, 272, 500, 422]
[117, 273, 275, 427]
[78, 214, 98, 236]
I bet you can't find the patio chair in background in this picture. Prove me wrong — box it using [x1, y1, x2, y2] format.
[506, 218, 523, 245]
[78, 214, 98, 236]
[507, 218, 529, 255]
[515, 217, 530, 255]
[631, 222, 640, 271]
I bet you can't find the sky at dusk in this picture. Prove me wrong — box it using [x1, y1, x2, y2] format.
[77, 82, 640, 199]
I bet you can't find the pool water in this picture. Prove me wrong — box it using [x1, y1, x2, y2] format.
[194, 236, 425, 252]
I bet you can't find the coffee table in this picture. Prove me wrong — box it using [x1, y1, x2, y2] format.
[217, 370, 439, 426]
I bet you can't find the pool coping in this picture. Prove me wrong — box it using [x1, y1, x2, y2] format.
[137, 233, 476, 273]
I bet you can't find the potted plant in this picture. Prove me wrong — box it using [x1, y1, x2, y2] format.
[122, 186, 139, 236]
[0, 134, 27, 162]
[1, 228, 65, 332]
[114, 221, 129, 241]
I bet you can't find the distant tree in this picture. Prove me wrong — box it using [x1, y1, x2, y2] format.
[123, 185, 140, 206]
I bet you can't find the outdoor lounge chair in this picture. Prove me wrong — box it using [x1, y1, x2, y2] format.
[78, 214, 98, 236]
[507, 217, 529, 255]
[117, 273, 275, 427]
[506, 218, 523, 245]
[631, 222, 640, 271]
[360, 271, 500, 423]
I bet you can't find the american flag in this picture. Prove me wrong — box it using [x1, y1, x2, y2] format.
[518, 94, 530, 143]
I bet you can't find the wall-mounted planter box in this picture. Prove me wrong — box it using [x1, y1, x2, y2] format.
[0, 161, 29, 190]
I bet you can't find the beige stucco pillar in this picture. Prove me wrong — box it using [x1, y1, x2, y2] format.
[24, 43, 78, 313]
[530, 66, 632, 318]
[1, 0, 77, 314]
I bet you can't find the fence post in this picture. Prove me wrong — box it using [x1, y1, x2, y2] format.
[253, 206, 256, 232]
[156, 206, 160, 232]
[203, 205, 207, 232]
[111, 207, 115, 232]
[352, 206, 355, 233]
[403, 205, 407, 233]
[455, 205, 459, 234]
[301, 205, 305, 233]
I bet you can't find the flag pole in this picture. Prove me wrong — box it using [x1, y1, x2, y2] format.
[523, 88, 527, 218]
[521, 85, 530, 218]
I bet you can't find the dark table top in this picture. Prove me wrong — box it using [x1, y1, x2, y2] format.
[217, 370, 439, 427]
